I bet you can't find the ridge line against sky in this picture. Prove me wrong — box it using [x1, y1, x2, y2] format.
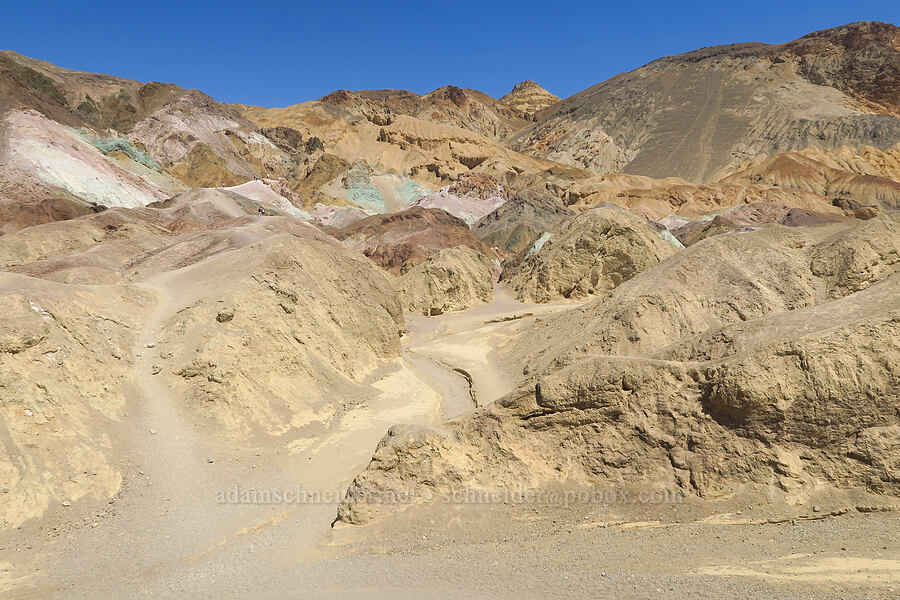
[1, 0, 897, 107]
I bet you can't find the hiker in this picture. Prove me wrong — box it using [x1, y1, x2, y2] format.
[258, 206, 266, 216]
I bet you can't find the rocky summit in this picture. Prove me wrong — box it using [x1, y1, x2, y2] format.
[1, 17, 899, 600]
[499, 80, 561, 116]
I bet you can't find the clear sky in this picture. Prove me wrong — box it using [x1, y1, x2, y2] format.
[1, 1, 897, 107]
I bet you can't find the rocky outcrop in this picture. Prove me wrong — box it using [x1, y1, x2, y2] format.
[506, 205, 678, 302]
[473, 189, 572, 254]
[720, 145, 900, 210]
[668, 202, 846, 246]
[499, 80, 560, 117]
[543, 169, 855, 222]
[334, 206, 495, 274]
[412, 173, 511, 225]
[395, 247, 495, 316]
[130, 90, 286, 187]
[0, 276, 149, 526]
[158, 226, 405, 436]
[807, 212, 900, 299]
[338, 294, 899, 525]
[509, 216, 899, 372]
[316, 85, 532, 141]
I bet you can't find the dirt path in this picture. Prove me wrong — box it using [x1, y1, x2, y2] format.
[402, 350, 474, 420]
[401, 286, 575, 407]
[36, 273, 313, 597]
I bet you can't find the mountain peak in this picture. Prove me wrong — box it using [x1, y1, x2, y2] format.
[509, 80, 542, 93]
[499, 80, 560, 115]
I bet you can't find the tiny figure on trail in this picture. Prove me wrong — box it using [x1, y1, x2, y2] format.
[258, 206, 266, 216]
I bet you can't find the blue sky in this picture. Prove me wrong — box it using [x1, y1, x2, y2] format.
[1, 1, 897, 106]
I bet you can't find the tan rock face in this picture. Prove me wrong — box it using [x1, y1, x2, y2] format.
[668, 202, 847, 247]
[499, 80, 560, 116]
[315, 85, 532, 141]
[337, 215, 900, 524]
[509, 216, 898, 371]
[394, 247, 495, 316]
[506, 205, 678, 303]
[539, 168, 857, 223]
[721, 145, 900, 209]
[0, 279, 147, 528]
[807, 212, 900, 299]
[158, 230, 405, 439]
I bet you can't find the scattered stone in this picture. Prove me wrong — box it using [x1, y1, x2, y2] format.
[216, 310, 234, 323]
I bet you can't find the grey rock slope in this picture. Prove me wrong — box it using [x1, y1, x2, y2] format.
[509, 22, 900, 182]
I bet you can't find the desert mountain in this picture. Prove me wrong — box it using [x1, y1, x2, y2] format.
[3, 23, 899, 238]
[0, 51, 299, 231]
[0, 50, 282, 185]
[318, 85, 532, 140]
[234, 95, 564, 200]
[510, 21, 900, 182]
